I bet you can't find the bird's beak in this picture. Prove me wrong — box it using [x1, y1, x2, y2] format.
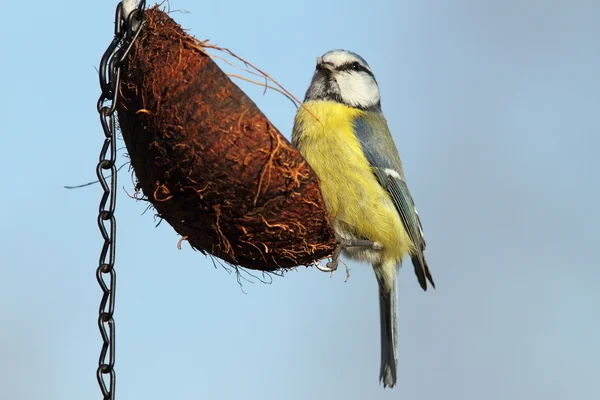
[316, 57, 334, 72]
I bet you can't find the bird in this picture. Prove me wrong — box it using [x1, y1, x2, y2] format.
[291, 49, 434, 388]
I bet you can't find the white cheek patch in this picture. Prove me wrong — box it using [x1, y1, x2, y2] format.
[335, 72, 380, 108]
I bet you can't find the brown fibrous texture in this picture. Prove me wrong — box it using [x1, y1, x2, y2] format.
[116, 7, 336, 271]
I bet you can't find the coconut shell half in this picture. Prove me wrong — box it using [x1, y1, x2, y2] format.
[116, 7, 336, 271]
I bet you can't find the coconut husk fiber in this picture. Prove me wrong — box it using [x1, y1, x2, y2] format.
[116, 7, 337, 271]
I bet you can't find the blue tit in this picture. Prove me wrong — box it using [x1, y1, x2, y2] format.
[292, 49, 434, 388]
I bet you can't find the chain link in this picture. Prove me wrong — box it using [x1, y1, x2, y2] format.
[96, 2, 145, 399]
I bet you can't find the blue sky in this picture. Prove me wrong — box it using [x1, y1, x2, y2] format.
[1, 1, 599, 399]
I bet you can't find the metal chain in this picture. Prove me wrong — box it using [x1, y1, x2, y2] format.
[96, 2, 145, 399]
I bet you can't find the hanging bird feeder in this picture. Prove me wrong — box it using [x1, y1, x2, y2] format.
[116, 6, 337, 271]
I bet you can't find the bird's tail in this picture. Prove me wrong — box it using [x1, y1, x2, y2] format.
[373, 261, 398, 388]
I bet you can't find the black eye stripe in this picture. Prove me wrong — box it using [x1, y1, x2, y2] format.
[336, 62, 373, 76]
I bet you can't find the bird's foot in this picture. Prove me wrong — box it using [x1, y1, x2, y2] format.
[315, 261, 338, 273]
[315, 239, 383, 277]
[315, 242, 342, 274]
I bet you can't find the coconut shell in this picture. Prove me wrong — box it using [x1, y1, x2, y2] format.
[116, 7, 337, 271]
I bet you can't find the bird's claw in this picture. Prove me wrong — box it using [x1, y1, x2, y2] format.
[316, 261, 338, 273]
[326, 260, 339, 272]
[315, 243, 342, 275]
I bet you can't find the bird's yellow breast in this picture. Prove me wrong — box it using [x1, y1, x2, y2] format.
[293, 101, 414, 262]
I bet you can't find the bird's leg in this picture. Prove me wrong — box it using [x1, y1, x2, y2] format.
[341, 239, 383, 250]
[324, 245, 342, 272]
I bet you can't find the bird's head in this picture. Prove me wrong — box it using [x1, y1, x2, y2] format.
[303, 49, 381, 111]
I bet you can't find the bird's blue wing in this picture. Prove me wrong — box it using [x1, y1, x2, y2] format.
[353, 113, 434, 289]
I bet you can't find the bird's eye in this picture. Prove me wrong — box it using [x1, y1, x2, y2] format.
[351, 62, 361, 71]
